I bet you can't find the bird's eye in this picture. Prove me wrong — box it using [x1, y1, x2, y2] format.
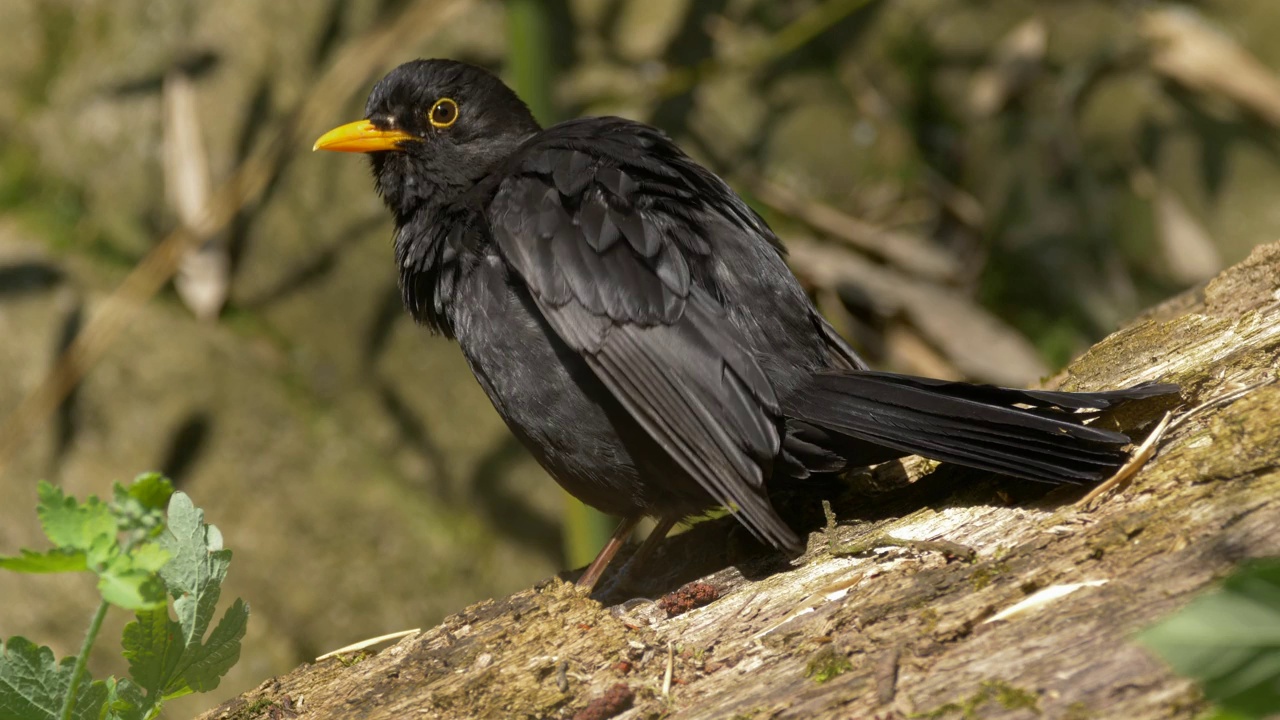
[429, 98, 459, 128]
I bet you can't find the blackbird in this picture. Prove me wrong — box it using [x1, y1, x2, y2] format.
[315, 59, 1176, 591]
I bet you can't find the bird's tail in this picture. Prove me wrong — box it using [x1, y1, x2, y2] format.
[784, 371, 1177, 484]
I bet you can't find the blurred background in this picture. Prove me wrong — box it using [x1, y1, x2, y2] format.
[0, 0, 1277, 715]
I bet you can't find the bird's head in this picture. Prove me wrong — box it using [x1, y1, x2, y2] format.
[313, 59, 539, 219]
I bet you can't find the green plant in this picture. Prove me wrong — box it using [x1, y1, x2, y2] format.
[1139, 559, 1280, 720]
[0, 473, 248, 720]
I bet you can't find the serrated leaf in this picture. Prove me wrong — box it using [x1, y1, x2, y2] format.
[35, 482, 117, 553]
[123, 494, 248, 707]
[1139, 560, 1280, 718]
[0, 548, 87, 574]
[121, 608, 183, 700]
[159, 493, 230, 649]
[162, 599, 248, 699]
[101, 677, 147, 720]
[2, 477, 239, 720]
[0, 637, 65, 720]
[69, 685, 109, 720]
[0, 636, 109, 720]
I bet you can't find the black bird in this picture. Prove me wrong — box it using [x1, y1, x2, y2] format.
[315, 59, 1175, 591]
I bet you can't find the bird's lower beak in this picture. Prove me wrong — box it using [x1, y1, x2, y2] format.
[312, 119, 414, 153]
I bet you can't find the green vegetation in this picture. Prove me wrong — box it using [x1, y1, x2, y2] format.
[0, 474, 248, 720]
[1139, 559, 1280, 720]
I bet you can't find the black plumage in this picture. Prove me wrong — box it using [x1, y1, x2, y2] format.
[315, 59, 1177, 590]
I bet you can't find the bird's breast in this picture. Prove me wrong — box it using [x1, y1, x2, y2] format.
[445, 262, 659, 514]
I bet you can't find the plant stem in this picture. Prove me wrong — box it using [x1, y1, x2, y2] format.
[505, 0, 555, 125]
[60, 599, 109, 720]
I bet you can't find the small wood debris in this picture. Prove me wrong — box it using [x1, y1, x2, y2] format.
[658, 582, 719, 617]
[572, 683, 634, 720]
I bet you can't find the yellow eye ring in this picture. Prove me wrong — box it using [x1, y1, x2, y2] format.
[429, 97, 459, 128]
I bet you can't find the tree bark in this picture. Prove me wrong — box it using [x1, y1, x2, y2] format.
[200, 242, 1280, 720]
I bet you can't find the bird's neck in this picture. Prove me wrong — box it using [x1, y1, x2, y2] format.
[392, 184, 498, 338]
[375, 132, 536, 223]
[379, 168, 470, 228]
[380, 131, 538, 335]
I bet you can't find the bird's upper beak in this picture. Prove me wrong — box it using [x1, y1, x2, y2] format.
[312, 119, 415, 153]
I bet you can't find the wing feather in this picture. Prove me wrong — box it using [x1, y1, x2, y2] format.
[490, 138, 799, 550]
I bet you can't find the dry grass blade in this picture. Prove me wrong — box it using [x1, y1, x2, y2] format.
[751, 179, 962, 282]
[0, 0, 472, 477]
[751, 573, 864, 640]
[984, 580, 1109, 623]
[1077, 375, 1275, 509]
[969, 16, 1047, 117]
[662, 640, 674, 696]
[1076, 411, 1173, 510]
[164, 69, 229, 321]
[788, 237, 1048, 385]
[1143, 7, 1280, 126]
[882, 325, 963, 380]
[316, 629, 422, 661]
[1131, 167, 1221, 284]
[1154, 186, 1221, 284]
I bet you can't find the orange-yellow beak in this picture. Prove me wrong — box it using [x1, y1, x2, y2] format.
[312, 119, 415, 153]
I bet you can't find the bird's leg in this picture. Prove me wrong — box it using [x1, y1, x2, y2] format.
[625, 515, 679, 572]
[575, 515, 640, 592]
[593, 515, 680, 598]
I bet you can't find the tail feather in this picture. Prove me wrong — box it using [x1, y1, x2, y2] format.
[864, 373, 1175, 411]
[854, 399, 1130, 461]
[786, 372, 1177, 484]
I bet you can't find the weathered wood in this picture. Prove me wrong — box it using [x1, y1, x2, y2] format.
[200, 242, 1280, 720]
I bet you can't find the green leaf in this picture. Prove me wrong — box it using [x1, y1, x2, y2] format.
[35, 482, 117, 553]
[1203, 710, 1254, 720]
[96, 569, 166, 612]
[3, 477, 239, 720]
[0, 637, 108, 720]
[158, 493, 230, 648]
[14, 484, 171, 610]
[162, 599, 248, 698]
[0, 548, 87, 574]
[94, 542, 170, 611]
[1139, 559, 1280, 718]
[126, 543, 170, 576]
[122, 475, 173, 512]
[122, 493, 248, 704]
[101, 677, 146, 720]
[121, 608, 182, 701]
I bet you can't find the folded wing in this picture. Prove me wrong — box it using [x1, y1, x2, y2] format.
[490, 131, 799, 550]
